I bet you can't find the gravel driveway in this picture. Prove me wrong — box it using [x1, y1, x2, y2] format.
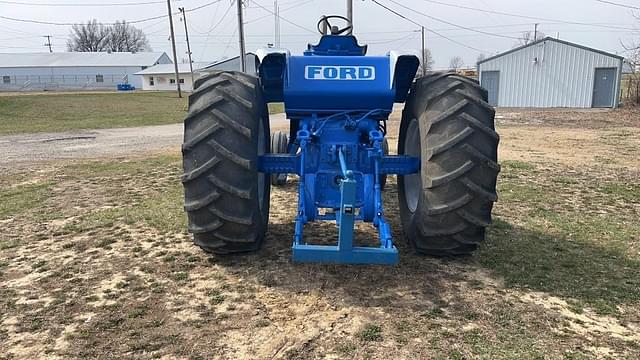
[0, 123, 184, 166]
[0, 113, 290, 171]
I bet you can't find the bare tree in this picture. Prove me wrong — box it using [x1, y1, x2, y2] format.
[67, 19, 150, 52]
[449, 56, 464, 71]
[623, 13, 640, 62]
[67, 19, 109, 52]
[621, 13, 640, 105]
[516, 30, 546, 47]
[416, 48, 435, 76]
[106, 21, 151, 52]
[476, 53, 487, 64]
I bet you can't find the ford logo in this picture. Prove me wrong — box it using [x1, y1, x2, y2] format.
[304, 65, 376, 80]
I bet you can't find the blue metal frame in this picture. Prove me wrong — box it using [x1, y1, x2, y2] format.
[257, 34, 420, 265]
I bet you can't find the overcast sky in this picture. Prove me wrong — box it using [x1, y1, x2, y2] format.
[1, 0, 639, 68]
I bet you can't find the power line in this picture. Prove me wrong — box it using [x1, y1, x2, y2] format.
[370, 0, 486, 52]
[0, 0, 223, 26]
[595, 0, 640, 10]
[185, 0, 224, 13]
[368, 31, 417, 45]
[189, 0, 221, 34]
[197, 0, 234, 59]
[417, 0, 638, 31]
[0, 0, 166, 6]
[0, 13, 168, 26]
[385, 0, 521, 40]
[245, 0, 313, 25]
[250, 0, 316, 34]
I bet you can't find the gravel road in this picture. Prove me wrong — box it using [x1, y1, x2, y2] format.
[0, 123, 183, 166]
[0, 113, 289, 170]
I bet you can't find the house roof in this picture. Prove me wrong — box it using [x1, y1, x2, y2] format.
[0, 52, 169, 68]
[134, 62, 211, 75]
[477, 37, 624, 66]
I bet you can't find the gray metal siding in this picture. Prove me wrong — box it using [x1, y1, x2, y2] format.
[0, 66, 145, 90]
[478, 40, 622, 107]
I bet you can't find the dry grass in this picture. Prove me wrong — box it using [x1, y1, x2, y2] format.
[1, 108, 639, 359]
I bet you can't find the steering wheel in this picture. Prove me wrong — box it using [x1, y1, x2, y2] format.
[317, 15, 353, 35]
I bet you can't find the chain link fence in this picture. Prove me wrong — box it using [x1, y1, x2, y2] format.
[0, 73, 129, 91]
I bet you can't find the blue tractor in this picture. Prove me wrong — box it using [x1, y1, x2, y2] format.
[181, 16, 499, 264]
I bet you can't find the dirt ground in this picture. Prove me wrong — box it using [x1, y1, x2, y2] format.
[1, 107, 639, 359]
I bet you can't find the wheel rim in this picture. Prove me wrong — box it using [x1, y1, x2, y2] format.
[257, 116, 266, 212]
[403, 118, 421, 213]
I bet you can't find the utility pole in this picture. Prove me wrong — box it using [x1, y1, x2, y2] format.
[43, 35, 52, 53]
[179, 7, 194, 81]
[167, 0, 182, 98]
[274, 1, 280, 48]
[347, 0, 353, 30]
[534, 23, 538, 42]
[421, 26, 426, 76]
[237, 0, 246, 72]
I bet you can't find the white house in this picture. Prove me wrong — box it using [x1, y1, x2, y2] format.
[136, 54, 259, 91]
[0, 52, 171, 91]
[135, 62, 210, 91]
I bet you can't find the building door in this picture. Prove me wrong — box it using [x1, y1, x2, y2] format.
[592, 68, 616, 108]
[481, 71, 499, 106]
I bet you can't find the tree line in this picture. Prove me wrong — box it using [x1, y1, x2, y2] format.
[67, 19, 151, 52]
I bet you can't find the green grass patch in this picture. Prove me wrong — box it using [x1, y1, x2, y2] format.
[0, 92, 187, 134]
[597, 182, 640, 203]
[58, 154, 185, 235]
[268, 102, 284, 114]
[0, 181, 55, 220]
[134, 181, 185, 234]
[480, 164, 640, 315]
[0, 93, 284, 135]
[63, 154, 179, 178]
[358, 324, 383, 342]
[501, 160, 536, 171]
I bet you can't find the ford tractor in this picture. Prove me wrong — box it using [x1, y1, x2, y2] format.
[181, 15, 499, 264]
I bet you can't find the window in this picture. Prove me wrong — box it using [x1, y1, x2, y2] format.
[149, 76, 154, 86]
[95, 74, 104, 83]
[170, 78, 175, 84]
[2, 76, 10, 84]
[179, 78, 185, 84]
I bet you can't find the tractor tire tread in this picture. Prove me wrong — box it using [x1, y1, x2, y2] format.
[398, 72, 499, 256]
[182, 71, 269, 255]
[181, 156, 221, 183]
[427, 160, 474, 188]
[184, 190, 220, 211]
[182, 122, 223, 152]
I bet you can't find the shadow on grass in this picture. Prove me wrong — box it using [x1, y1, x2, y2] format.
[479, 218, 640, 314]
[211, 180, 639, 315]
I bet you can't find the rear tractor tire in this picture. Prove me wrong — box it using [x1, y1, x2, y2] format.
[380, 137, 389, 190]
[181, 71, 270, 254]
[270, 131, 289, 186]
[398, 73, 500, 256]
